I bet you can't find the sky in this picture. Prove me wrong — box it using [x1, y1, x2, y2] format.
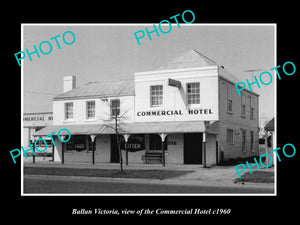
[22, 24, 275, 127]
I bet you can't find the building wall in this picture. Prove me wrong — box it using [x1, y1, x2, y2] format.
[134, 67, 219, 122]
[218, 78, 259, 160]
[23, 112, 53, 152]
[53, 96, 135, 125]
[166, 133, 184, 164]
[206, 133, 217, 165]
[23, 127, 30, 149]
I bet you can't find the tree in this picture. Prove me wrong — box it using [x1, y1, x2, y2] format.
[99, 99, 130, 173]
[114, 113, 123, 172]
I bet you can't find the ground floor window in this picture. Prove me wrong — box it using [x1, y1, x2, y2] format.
[242, 129, 246, 153]
[65, 135, 86, 152]
[149, 134, 168, 151]
[250, 131, 254, 152]
[35, 139, 53, 149]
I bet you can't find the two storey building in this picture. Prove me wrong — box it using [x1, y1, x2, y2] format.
[34, 50, 259, 166]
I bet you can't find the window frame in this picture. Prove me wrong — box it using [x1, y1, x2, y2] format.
[186, 82, 200, 105]
[64, 102, 73, 120]
[86, 101, 95, 119]
[242, 129, 247, 153]
[227, 129, 234, 145]
[111, 99, 120, 117]
[250, 96, 254, 120]
[241, 93, 246, 118]
[150, 85, 163, 107]
[250, 131, 254, 152]
[227, 85, 233, 114]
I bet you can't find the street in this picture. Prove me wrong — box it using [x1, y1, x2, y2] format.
[23, 175, 274, 194]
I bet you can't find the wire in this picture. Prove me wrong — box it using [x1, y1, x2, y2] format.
[24, 90, 58, 96]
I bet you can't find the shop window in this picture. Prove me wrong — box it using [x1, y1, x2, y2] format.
[121, 134, 145, 152]
[36, 139, 52, 149]
[111, 99, 120, 117]
[227, 129, 234, 145]
[149, 134, 167, 151]
[65, 135, 86, 152]
[65, 102, 73, 120]
[86, 101, 95, 119]
[150, 85, 163, 107]
[187, 82, 200, 104]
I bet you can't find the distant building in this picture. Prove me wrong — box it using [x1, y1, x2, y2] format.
[34, 50, 259, 165]
[23, 112, 53, 153]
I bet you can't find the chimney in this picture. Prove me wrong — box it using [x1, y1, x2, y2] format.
[63, 76, 76, 93]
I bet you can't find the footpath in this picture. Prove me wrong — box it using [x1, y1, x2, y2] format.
[23, 160, 275, 191]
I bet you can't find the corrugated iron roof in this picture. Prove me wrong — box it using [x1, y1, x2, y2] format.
[157, 49, 218, 70]
[264, 118, 274, 131]
[156, 50, 250, 92]
[53, 79, 134, 100]
[53, 50, 257, 100]
[33, 121, 213, 136]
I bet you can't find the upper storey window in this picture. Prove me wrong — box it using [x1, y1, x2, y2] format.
[187, 82, 200, 105]
[150, 85, 163, 107]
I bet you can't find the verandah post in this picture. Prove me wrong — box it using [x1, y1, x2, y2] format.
[122, 134, 130, 166]
[159, 133, 167, 167]
[203, 132, 206, 168]
[90, 134, 96, 165]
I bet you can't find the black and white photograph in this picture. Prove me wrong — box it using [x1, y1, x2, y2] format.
[21, 24, 276, 195]
[4, 5, 298, 221]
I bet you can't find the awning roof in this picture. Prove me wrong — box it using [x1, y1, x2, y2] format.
[264, 118, 274, 131]
[33, 121, 218, 136]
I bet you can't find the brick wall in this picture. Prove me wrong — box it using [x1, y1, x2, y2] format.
[218, 78, 259, 160]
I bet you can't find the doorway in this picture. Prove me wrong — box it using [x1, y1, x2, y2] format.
[184, 133, 203, 164]
[110, 134, 120, 163]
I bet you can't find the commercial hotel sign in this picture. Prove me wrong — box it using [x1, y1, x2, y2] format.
[137, 108, 213, 116]
[23, 112, 53, 127]
[136, 107, 216, 122]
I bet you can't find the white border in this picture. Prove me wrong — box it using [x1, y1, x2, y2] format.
[21, 23, 277, 197]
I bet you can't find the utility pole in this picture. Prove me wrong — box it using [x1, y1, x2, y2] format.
[114, 114, 123, 172]
[244, 69, 262, 82]
[243, 69, 262, 93]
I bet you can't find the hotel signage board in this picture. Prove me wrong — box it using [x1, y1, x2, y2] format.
[23, 112, 53, 127]
[168, 78, 181, 89]
[121, 134, 145, 152]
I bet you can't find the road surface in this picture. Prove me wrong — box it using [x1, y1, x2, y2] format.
[23, 175, 274, 194]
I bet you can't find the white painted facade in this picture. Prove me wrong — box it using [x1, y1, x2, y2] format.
[53, 96, 135, 125]
[134, 66, 219, 122]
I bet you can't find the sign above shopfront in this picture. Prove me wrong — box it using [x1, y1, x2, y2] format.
[23, 112, 53, 127]
[137, 108, 213, 117]
[121, 134, 145, 152]
[168, 78, 182, 89]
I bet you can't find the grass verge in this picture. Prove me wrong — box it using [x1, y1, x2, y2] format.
[24, 166, 193, 180]
[234, 171, 274, 183]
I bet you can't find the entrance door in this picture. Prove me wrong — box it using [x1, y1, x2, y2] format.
[110, 134, 119, 163]
[184, 133, 202, 164]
